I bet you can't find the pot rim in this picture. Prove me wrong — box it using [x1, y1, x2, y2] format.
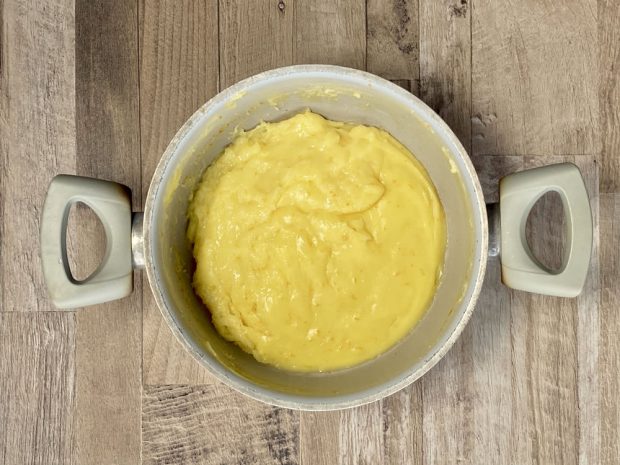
[143, 64, 488, 410]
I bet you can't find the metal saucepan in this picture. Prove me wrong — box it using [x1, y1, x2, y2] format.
[40, 65, 593, 410]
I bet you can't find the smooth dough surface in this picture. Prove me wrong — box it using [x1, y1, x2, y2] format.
[187, 111, 446, 372]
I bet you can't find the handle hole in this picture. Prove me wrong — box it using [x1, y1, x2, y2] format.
[66, 202, 107, 282]
[525, 191, 566, 273]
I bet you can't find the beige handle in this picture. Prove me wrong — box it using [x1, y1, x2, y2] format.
[40, 175, 134, 308]
[498, 163, 592, 297]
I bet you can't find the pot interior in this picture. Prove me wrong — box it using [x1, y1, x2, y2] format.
[146, 66, 486, 408]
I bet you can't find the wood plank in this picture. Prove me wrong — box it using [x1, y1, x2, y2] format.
[519, 156, 599, 464]
[417, 2, 475, 463]
[420, 315, 475, 465]
[140, 0, 219, 386]
[0, 312, 75, 464]
[74, 1, 142, 464]
[575, 160, 600, 465]
[470, 155, 523, 203]
[467, 156, 524, 465]
[600, 193, 619, 465]
[472, 0, 599, 156]
[293, 0, 365, 69]
[339, 403, 384, 465]
[389, 79, 415, 93]
[0, 0, 7, 298]
[219, 0, 293, 88]
[299, 412, 339, 465]
[469, 170, 519, 465]
[599, 0, 620, 192]
[419, 0, 471, 150]
[0, 1, 77, 462]
[367, 0, 419, 93]
[299, 390, 423, 465]
[381, 386, 423, 463]
[142, 384, 299, 465]
[0, 0, 76, 312]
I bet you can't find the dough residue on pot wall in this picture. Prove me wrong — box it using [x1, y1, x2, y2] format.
[187, 111, 446, 372]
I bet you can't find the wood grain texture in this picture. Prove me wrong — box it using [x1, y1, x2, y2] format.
[600, 193, 620, 465]
[470, 155, 524, 203]
[0, 0, 7, 295]
[293, 0, 365, 69]
[518, 156, 599, 465]
[142, 384, 299, 465]
[420, 322, 475, 465]
[419, 0, 471, 150]
[74, 1, 142, 464]
[470, 156, 523, 464]
[389, 79, 415, 93]
[599, 0, 620, 192]
[298, 412, 339, 465]
[339, 403, 384, 465]
[0, 0, 76, 312]
[300, 395, 423, 465]
[0, 1, 618, 463]
[472, 0, 599, 156]
[381, 385, 423, 464]
[575, 160, 601, 465]
[367, 0, 419, 92]
[417, 2, 474, 463]
[219, 0, 293, 89]
[0, 313, 75, 465]
[140, 0, 219, 386]
[0, 0, 77, 462]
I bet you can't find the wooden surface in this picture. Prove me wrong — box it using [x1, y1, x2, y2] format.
[0, 1, 618, 464]
[73, 1, 143, 464]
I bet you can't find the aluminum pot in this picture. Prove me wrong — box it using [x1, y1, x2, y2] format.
[40, 65, 593, 410]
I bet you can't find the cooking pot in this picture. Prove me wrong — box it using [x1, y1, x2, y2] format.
[40, 65, 592, 410]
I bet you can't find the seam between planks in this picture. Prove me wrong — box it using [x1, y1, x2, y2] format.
[473, 153, 601, 158]
[136, 3, 144, 464]
[470, 0, 473, 155]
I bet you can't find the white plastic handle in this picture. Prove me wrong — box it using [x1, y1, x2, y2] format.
[499, 163, 592, 297]
[40, 175, 133, 308]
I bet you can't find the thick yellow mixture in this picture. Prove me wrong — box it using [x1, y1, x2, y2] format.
[187, 111, 446, 372]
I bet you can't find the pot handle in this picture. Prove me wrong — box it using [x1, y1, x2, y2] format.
[40, 175, 135, 308]
[498, 163, 592, 297]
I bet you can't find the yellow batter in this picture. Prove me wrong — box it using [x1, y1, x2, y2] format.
[187, 111, 446, 372]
